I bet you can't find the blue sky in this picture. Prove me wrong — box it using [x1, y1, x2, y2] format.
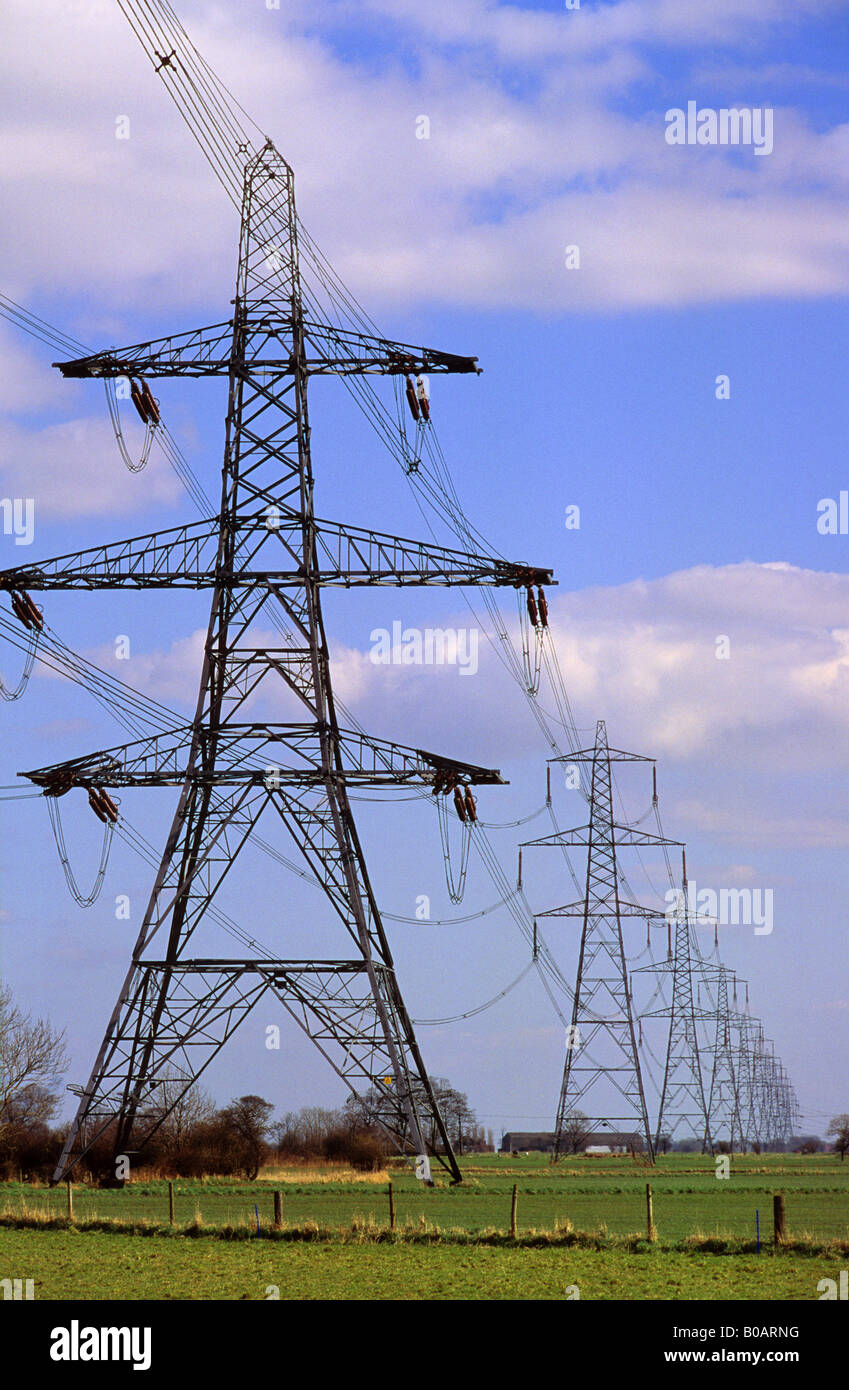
[1, 0, 848, 1144]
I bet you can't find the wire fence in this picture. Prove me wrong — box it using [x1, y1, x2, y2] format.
[4, 1180, 848, 1243]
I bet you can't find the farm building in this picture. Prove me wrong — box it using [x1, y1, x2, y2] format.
[500, 1131, 644, 1154]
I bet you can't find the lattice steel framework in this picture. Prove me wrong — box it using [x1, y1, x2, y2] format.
[2, 142, 554, 1185]
[640, 890, 713, 1154]
[523, 720, 677, 1162]
[699, 964, 746, 1152]
[735, 1021, 797, 1149]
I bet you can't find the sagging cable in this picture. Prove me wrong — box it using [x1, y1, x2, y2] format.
[46, 794, 114, 907]
[0, 622, 38, 701]
[104, 379, 155, 472]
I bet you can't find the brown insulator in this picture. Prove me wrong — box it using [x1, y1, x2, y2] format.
[463, 786, 477, 823]
[405, 374, 420, 422]
[97, 789, 120, 823]
[11, 593, 33, 631]
[130, 380, 148, 423]
[20, 592, 43, 632]
[431, 769, 445, 796]
[416, 376, 430, 421]
[88, 788, 109, 823]
[526, 587, 538, 627]
[140, 381, 160, 425]
[537, 587, 548, 628]
[453, 786, 467, 823]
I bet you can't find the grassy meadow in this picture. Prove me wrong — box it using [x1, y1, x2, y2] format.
[2, 1152, 847, 1300]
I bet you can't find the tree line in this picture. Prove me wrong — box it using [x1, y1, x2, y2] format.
[2, 986, 846, 1178]
[0, 985, 492, 1180]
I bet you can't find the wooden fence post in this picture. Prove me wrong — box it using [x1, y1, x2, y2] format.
[388, 1182, 396, 1231]
[646, 1183, 657, 1242]
[168, 1181, 175, 1226]
[510, 1183, 518, 1238]
[66, 1180, 73, 1223]
[274, 1191, 283, 1229]
[773, 1192, 786, 1245]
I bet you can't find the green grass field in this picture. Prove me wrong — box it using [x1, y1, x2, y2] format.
[2, 1154, 847, 1300]
[2, 1226, 842, 1300]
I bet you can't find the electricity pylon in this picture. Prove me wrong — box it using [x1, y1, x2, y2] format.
[700, 964, 745, 1152]
[522, 720, 675, 1162]
[746, 1030, 796, 1148]
[735, 1016, 788, 1148]
[2, 140, 553, 1185]
[640, 872, 713, 1154]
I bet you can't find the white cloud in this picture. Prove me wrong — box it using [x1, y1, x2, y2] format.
[0, 414, 182, 520]
[83, 627, 206, 712]
[1, 0, 848, 321]
[323, 561, 849, 848]
[354, 0, 844, 61]
[543, 562, 849, 763]
[22, 559, 848, 849]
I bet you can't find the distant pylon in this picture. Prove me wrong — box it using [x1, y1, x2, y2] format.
[638, 864, 713, 1154]
[699, 963, 745, 1152]
[523, 720, 679, 1163]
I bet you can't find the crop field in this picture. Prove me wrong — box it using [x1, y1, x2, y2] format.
[2, 1154, 847, 1300]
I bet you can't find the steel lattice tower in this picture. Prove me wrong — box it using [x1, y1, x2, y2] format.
[2, 140, 553, 1185]
[700, 964, 746, 1152]
[736, 1016, 789, 1148]
[640, 881, 713, 1154]
[523, 720, 676, 1162]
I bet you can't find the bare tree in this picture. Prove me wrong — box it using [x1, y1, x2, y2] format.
[0, 985, 68, 1143]
[559, 1109, 591, 1155]
[149, 1068, 217, 1154]
[345, 1075, 477, 1152]
[827, 1114, 849, 1162]
[271, 1106, 343, 1156]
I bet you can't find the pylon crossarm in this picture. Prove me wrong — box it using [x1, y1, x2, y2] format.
[55, 322, 234, 378]
[301, 320, 480, 376]
[0, 514, 553, 591]
[23, 723, 505, 790]
[538, 901, 669, 918]
[309, 522, 552, 589]
[0, 516, 220, 591]
[55, 318, 479, 380]
[550, 747, 653, 764]
[522, 824, 683, 849]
